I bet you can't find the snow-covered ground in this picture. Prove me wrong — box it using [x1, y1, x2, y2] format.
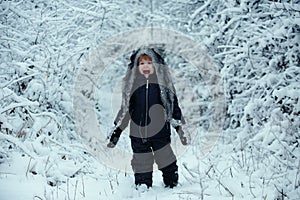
[1, 0, 299, 199]
[1, 136, 298, 200]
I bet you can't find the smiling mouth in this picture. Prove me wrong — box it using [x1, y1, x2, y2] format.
[143, 70, 150, 74]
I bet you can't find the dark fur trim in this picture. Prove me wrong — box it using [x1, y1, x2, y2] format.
[115, 47, 179, 127]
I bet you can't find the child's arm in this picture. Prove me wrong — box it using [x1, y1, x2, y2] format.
[172, 95, 188, 145]
[107, 127, 122, 148]
[175, 126, 188, 145]
[107, 111, 130, 148]
[171, 95, 185, 127]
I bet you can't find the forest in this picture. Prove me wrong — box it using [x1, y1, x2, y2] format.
[0, 0, 299, 199]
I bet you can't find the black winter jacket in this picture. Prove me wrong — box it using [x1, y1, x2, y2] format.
[115, 72, 183, 140]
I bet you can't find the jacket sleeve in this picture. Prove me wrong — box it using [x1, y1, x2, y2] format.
[171, 94, 186, 127]
[114, 109, 130, 131]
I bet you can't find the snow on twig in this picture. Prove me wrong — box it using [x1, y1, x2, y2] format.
[0, 132, 36, 158]
[189, 0, 213, 21]
[0, 101, 39, 114]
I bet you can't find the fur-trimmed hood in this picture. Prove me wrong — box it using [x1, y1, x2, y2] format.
[114, 47, 184, 128]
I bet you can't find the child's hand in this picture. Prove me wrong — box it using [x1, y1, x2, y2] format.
[107, 127, 122, 148]
[175, 126, 188, 145]
[107, 140, 118, 148]
[179, 135, 188, 145]
[107, 134, 119, 148]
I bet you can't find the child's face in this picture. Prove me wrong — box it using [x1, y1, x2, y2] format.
[138, 56, 154, 78]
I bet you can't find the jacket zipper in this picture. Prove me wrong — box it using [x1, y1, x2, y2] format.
[143, 79, 149, 143]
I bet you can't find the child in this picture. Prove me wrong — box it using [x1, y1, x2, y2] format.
[107, 47, 187, 188]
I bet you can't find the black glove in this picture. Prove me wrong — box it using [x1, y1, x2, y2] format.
[107, 127, 122, 148]
[175, 126, 188, 145]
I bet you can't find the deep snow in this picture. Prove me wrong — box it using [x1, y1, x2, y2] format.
[1, 0, 299, 199]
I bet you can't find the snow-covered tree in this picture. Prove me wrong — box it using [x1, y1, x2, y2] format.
[0, 0, 299, 199]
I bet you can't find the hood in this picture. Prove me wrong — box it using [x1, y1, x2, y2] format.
[114, 47, 180, 128]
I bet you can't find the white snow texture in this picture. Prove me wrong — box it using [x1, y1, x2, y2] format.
[0, 0, 299, 200]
